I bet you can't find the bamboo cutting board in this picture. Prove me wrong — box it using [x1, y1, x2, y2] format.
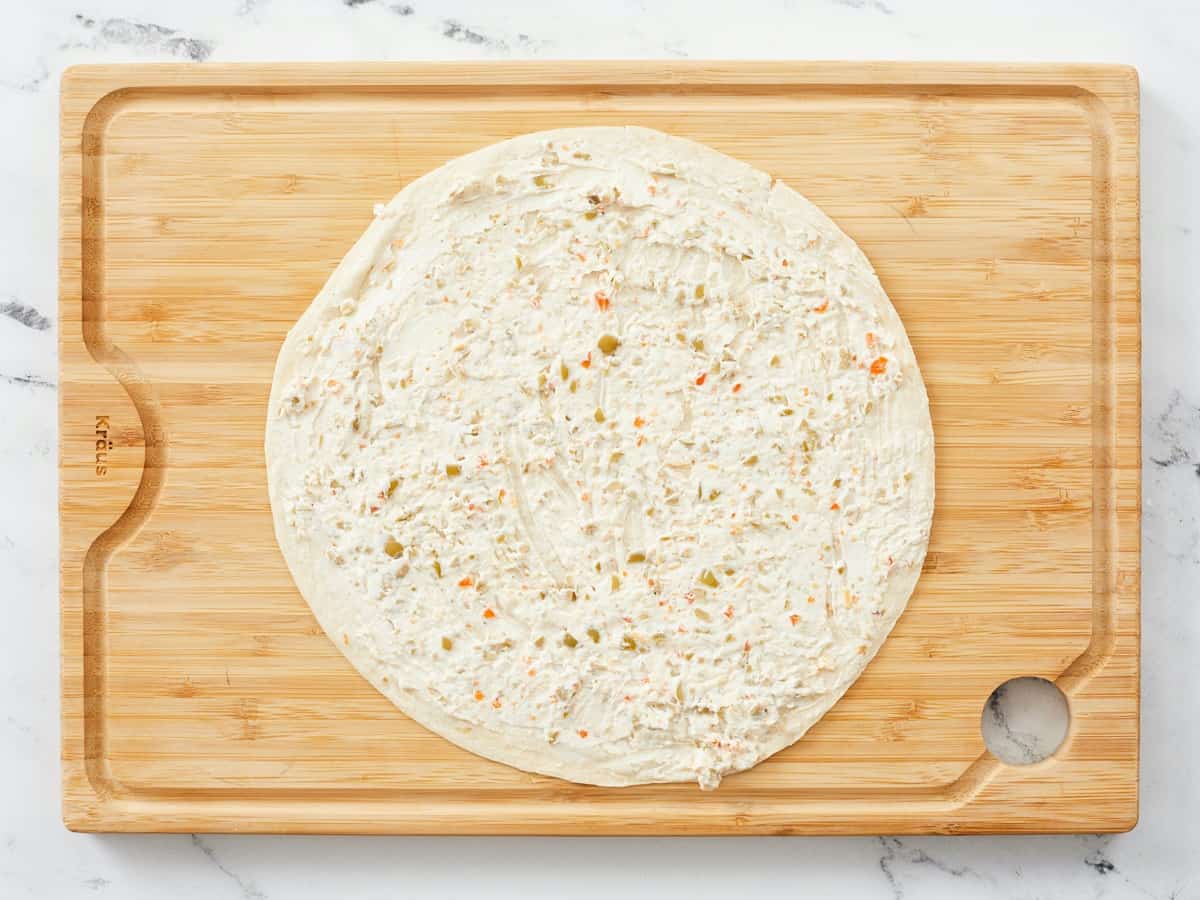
[59, 62, 1140, 834]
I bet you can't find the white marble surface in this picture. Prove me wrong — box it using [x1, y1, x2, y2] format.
[2, 0, 1197, 896]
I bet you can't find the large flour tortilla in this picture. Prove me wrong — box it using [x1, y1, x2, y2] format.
[266, 127, 934, 789]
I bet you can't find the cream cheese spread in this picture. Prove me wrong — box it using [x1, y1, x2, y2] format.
[265, 126, 934, 789]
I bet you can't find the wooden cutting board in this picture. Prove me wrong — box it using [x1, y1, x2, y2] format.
[59, 62, 1140, 834]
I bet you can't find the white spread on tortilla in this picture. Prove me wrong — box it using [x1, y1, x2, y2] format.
[266, 126, 934, 789]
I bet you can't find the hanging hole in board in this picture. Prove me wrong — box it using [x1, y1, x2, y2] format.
[981, 676, 1070, 765]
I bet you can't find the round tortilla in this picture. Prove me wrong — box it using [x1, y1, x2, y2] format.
[266, 126, 934, 789]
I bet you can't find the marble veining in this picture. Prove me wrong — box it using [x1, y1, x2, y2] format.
[984, 684, 1042, 762]
[69, 14, 215, 62]
[831, 0, 896, 15]
[1150, 390, 1200, 477]
[1, 373, 55, 389]
[191, 836, 268, 900]
[1, 0, 1197, 898]
[1, 299, 52, 332]
[877, 837, 976, 898]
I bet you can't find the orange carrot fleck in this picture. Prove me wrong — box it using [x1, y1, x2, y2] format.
[744, 640, 751, 653]
[459, 576, 475, 588]
[581, 352, 592, 369]
[594, 291, 610, 312]
[528, 668, 536, 677]
[814, 298, 829, 313]
[870, 356, 888, 376]
[807, 595, 816, 604]
[482, 606, 495, 618]
[474, 690, 484, 701]
[790, 614, 800, 626]
[633, 416, 646, 428]
[578, 729, 589, 738]
[865, 331, 876, 349]
[792, 514, 800, 522]
[830, 502, 840, 511]
[732, 383, 742, 394]
[695, 372, 707, 386]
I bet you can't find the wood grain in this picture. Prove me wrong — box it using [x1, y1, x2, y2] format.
[59, 62, 1140, 834]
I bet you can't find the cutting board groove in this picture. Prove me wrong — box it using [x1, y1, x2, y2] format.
[60, 62, 1139, 834]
